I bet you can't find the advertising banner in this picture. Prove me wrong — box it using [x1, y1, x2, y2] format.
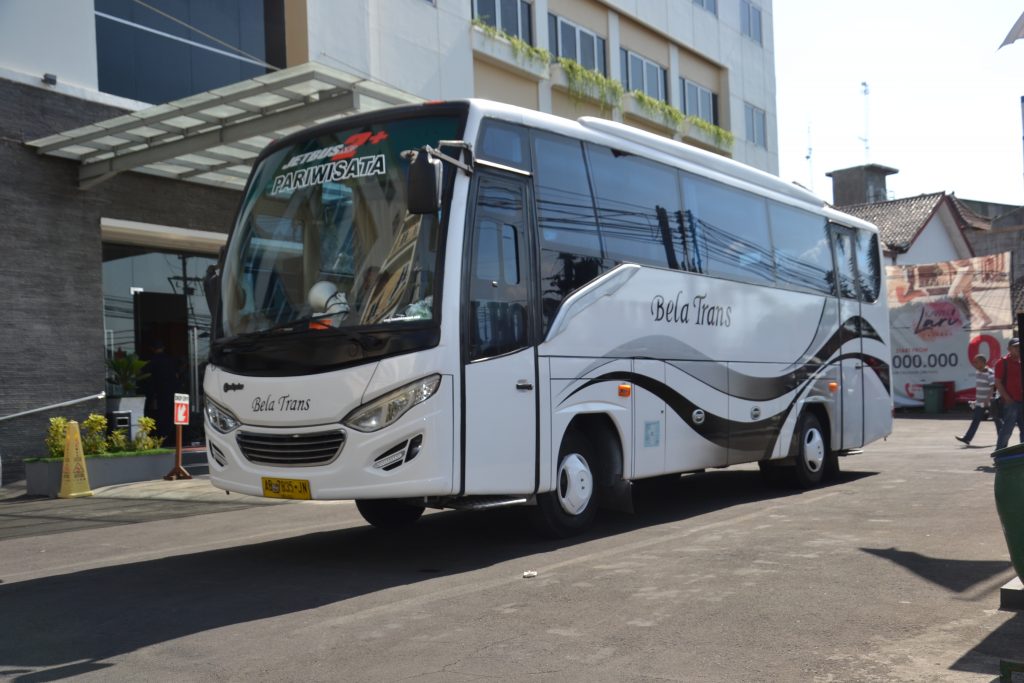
[887, 253, 1012, 407]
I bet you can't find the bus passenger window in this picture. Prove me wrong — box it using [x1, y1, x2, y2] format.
[830, 227, 860, 299]
[532, 131, 601, 257]
[682, 175, 774, 285]
[586, 143, 680, 269]
[854, 229, 881, 302]
[477, 119, 532, 171]
[768, 203, 834, 295]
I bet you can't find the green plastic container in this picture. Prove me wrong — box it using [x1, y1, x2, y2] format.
[993, 443, 1024, 580]
[923, 383, 945, 414]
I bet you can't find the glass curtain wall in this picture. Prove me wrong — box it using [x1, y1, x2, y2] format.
[102, 244, 217, 443]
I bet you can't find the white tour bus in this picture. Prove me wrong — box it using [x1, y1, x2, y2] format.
[203, 99, 893, 536]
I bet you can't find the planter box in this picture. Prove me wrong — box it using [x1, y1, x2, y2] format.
[25, 451, 176, 498]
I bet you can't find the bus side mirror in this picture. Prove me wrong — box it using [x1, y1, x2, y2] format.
[406, 148, 441, 214]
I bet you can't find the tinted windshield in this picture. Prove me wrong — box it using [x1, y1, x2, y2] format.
[219, 114, 462, 341]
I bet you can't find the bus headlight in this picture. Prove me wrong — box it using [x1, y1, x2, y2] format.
[343, 374, 441, 433]
[205, 399, 240, 433]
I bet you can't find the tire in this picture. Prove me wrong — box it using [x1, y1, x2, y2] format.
[530, 430, 600, 538]
[791, 413, 828, 489]
[355, 499, 425, 529]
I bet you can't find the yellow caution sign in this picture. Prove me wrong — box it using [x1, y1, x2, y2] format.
[59, 421, 93, 499]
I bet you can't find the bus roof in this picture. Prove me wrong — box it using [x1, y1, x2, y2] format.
[461, 98, 880, 235]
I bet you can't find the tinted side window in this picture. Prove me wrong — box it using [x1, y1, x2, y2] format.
[831, 226, 859, 299]
[586, 144, 680, 268]
[538, 250, 609, 331]
[477, 119, 532, 172]
[468, 179, 530, 359]
[854, 229, 881, 302]
[682, 175, 774, 285]
[532, 132, 601, 257]
[768, 203, 834, 295]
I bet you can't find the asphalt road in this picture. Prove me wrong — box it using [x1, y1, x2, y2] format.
[0, 415, 1021, 681]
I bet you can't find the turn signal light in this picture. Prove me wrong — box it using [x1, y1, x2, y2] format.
[618, 384, 632, 398]
[828, 382, 839, 393]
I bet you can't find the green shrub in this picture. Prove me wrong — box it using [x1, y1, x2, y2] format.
[133, 416, 165, 451]
[44, 413, 167, 458]
[81, 413, 109, 455]
[107, 428, 130, 453]
[45, 416, 69, 459]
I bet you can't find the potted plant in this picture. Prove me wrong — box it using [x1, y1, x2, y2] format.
[105, 353, 150, 438]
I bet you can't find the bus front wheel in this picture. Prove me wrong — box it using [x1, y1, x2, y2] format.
[531, 430, 599, 537]
[792, 413, 830, 489]
[355, 499, 425, 529]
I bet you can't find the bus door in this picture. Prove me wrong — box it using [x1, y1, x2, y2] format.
[462, 172, 538, 494]
[830, 224, 864, 449]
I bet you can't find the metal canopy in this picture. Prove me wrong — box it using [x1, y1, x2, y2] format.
[27, 63, 422, 191]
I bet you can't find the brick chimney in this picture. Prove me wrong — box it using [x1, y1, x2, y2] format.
[826, 164, 899, 206]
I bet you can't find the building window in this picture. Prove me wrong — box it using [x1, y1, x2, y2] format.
[740, 0, 763, 44]
[694, 0, 717, 15]
[95, 0, 282, 104]
[681, 79, 718, 125]
[619, 49, 666, 102]
[547, 14, 606, 75]
[745, 103, 767, 147]
[475, 0, 533, 43]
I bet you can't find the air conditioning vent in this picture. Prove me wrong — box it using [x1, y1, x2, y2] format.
[236, 429, 345, 466]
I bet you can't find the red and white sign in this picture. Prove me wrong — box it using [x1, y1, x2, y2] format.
[174, 393, 190, 425]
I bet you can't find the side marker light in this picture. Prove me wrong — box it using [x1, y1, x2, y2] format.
[618, 384, 632, 398]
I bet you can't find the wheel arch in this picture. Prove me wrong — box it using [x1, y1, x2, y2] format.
[560, 412, 624, 492]
[799, 402, 832, 456]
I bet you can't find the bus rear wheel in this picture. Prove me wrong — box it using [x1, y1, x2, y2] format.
[355, 499, 425, 529]
[531, 431, 599, 537]
[792, 413, 830, 489]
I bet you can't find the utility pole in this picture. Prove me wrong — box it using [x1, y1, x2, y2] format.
[859, 81, 870, 163]
[805, 124, 814, 191]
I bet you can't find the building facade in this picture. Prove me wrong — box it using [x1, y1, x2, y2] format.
[0, 0, 778, 481]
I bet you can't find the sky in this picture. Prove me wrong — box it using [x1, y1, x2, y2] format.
[772, 1, 1024, 207]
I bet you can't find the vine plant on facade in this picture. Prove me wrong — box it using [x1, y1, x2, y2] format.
[472, 19, 550, 70]
[632, 90, 734, 150]
[557, 57, 623, 114]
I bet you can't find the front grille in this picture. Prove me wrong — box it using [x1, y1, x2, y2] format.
[236, 429, 346, 466]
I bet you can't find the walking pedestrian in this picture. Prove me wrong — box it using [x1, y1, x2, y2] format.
[994, 337, 1023, 452]
[955, 354, 998, 446]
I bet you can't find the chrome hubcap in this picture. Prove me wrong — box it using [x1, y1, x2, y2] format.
[557, 453, 593, 516]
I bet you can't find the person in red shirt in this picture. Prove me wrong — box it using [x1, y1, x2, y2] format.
[994, 337, 1022, 451]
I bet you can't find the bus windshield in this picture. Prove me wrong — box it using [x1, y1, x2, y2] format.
[219, 113, 463, 341]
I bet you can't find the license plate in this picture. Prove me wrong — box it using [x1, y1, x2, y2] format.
[261, 477, 311, 500]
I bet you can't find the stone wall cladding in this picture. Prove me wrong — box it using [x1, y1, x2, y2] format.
[0, 78, 242, 482]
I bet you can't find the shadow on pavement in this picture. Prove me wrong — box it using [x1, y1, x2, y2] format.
[0, 467, 876, 678]
[0, 497, 272, 542]
[950, 613, 1024, 676]
[860, 547, 1012, 594]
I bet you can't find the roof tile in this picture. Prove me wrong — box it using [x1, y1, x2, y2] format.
[839, 193, 945, 251]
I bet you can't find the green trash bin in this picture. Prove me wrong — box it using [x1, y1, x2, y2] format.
[993, 443, 1024, 580]
[923, 383, 945, 413]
